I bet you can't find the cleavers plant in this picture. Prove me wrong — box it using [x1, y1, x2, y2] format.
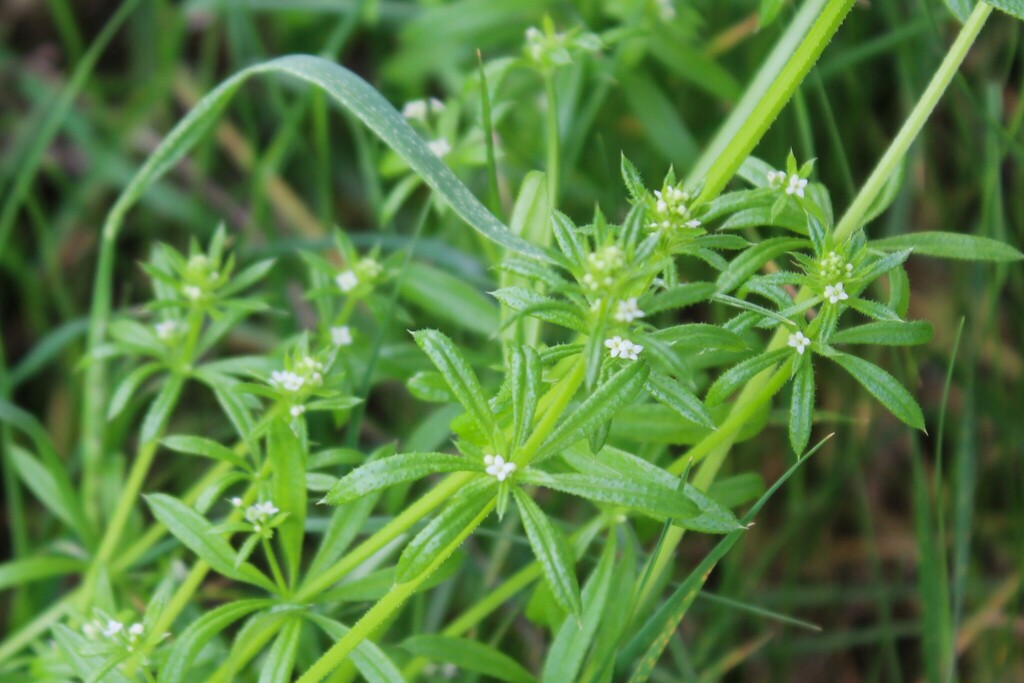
[1, 1, 1023, 682]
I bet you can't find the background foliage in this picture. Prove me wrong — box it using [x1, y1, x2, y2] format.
[1, 0, 1022, 680]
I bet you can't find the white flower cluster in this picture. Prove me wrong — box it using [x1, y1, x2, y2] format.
[331, 325, 353, 347]
[244, 500, 279, 533]
[484, 454, 516, 482]
[788, 331, 811, 355]
[614, 297, 645, 323]
[819, 250, 854, 280]
[427, 138, 451, 158]
[335, 270, 359, 292]
[605, 336, 643, 361]
[89, 619, 145, 649]
[582, 246, 625, 292]
[401, 97, 445, 121]
[155, 320, 181, 340]
[181, 254, 220, 302]
[336, 258, 384, 294]
[270, 370, 305, 392]
[648, 185, 701, 232]
[766, 170, 808, 198]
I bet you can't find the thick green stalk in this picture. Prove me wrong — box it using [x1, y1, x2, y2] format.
[693, 0, 856, 205]
[297, 501, 497, 683]
[640, 0, 994, 617]
[834, 1, 993, 241]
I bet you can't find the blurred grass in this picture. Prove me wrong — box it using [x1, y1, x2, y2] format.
[0, 0, 1022, 680]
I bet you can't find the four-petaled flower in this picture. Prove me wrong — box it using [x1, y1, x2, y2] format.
[823, 282, 849, 304]
[331, 326, 353, 346]
[614, 298, 646, 323]
[289, 405, 306, 417]
[788, 331, 811, 355]
[245, 501, 279, 532]
[427, 138, 451, 158]
[336, 270, 359, 293]
[101, 620, 124, 638]
[270, 370, 305, 392]
[786, 174, 808, 198]
[605, 336, 643, 361]
[401, 97, 444, 121]
[484, 454, 516, 482]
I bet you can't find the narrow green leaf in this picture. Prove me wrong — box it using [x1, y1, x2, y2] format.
[512, 487, 582, 617]
[643, 282, 716, 313]
[396, 478, 494, 582]
[491, 287, 588, 333]
[258, 617, 302, 683]
[53, 625, 132, 683]
[412, 330, 498, 440]
[650, 323, 749, 351]
[520, 470, 698, 522]
[159, 599, 273, 683]
[846, 297, 902, 321]
[162, 435, 250, 470]
[9, 445, 91, 543]
[399, 262, 499, 336]
[536, 360, 649, 461]
[108, 362, 163, 420]
[402, 634, 537, 683]
[0, 556, 84, 591]
[789, 359, 815, 455]
[305, 614, 405, 683]
[831, 320, 934, 346]
[322, 453, 482, 505]
[145, 494, 275, 591]
[871, 231, 1023, 262]
[551, 211, 587, 269]
[509, 345, 542, 450]
[706, 348, 790, 406]
[828, 351, 925, 430]
[716, 238, 806, 293]
[644, 372, 716, 430]
[541, 531, 616, 683]
[268, 418, 307, 585]
[987, 0, 1024, 21]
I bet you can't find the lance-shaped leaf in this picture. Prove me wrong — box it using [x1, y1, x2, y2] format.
[871, 231, 1023, 262]
[145, 494, 275, 592]
[258, 617, 302, 683]
[845, 297, 901, 321]
[322, 453, 483, 505]
[306, 614, 406, 683]
[162, 434, 251, 471]
[160, 599, 274, 683]
[519, 470, 698, 522]
[402, 634, 537, 683]
[644, 372, 716, 430]
[491, 287, 588, 333]
[642, 281, 716, 313]
[509, 345, 542, 450]
[706, 347, 790, 406]
[268, 418, 307, 585]
[650, 323, 749, 351]
[107, 362, 162, 420]
[830, 320, 933, 346]
[396, 478, 495, 582]
[789, 358, 815, 455]
[541, 531, 617, 683]
[535, 360, 649, 462]
[512, 487, 582, 617]
[716, 237, 806, 293]
[828, 351, 925, 430]
[551, 211, 587, 270]
[412, 329, 498, 439]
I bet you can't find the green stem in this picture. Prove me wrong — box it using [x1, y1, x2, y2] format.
[833, 1, 993, 242]
[694, 0, 857, 205]
[544, 72, 560, 203]
[297, 501, 496, 683]
[263, 538, 289, 595]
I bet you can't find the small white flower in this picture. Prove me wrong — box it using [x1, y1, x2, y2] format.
[336, 270, 359, 292]
[270, 370, 305, 392]
[766, 170, 787, 188]
[331, 326, 353, 346]
[656, 0, 676, 21]
[128, 623, 144, 641]
[823, 282, 849, 304]
[484, 454, 517, 482]
[290, 405, 306, 417]
[614, 298, 646, 323]
[155, 320, 178, 340]
[442, 663, 459, 679]
[229, 497, 243, 508]
[788, 331, 811, 355]
[427, 138, 451, 158]
[401, 97, 445, 121]
[246, 501, 280, 525]
[182, 285, 202, 301]
[786, 174, 808, 198]
[101, 620, 124, 638]
[604, 336, 643, 361]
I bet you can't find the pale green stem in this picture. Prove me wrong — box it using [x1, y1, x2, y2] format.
[544, 72, 560, 203]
